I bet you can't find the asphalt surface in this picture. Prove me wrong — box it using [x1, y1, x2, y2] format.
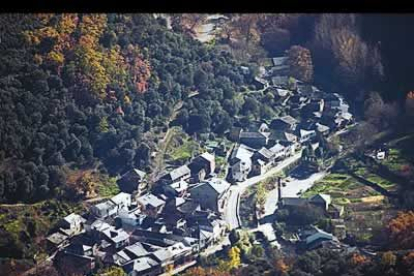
[223, 152, 302, 230]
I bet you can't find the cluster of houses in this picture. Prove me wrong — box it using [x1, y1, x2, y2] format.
[230, 56, 355, 182]
[48, 152, 232, 276]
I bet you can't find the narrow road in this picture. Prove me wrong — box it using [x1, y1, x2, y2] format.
[224, 152, 302, 230]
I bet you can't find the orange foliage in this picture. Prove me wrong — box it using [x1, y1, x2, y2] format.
[387, 211, 414, 249]
[125, 44, 151, 94]
[350, 253, 369, 266]
[274, 259, 290, 274]
[403, 251, 414, 267]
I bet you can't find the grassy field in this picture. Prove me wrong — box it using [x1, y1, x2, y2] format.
[165, 130, 202, 164]
[95, 175, 120, 197]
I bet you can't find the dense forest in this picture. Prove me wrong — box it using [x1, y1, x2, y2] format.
[0, 14, 251, 203]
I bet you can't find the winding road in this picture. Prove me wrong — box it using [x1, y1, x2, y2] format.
[223, 152, 302, 230]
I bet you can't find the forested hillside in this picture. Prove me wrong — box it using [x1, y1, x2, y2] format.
[1, 13, 414, 205]
[0, 14, 249, 203]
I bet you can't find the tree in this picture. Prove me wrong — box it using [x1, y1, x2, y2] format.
[287, 45, 313, 82]
[381, 251, 397, 267]
[387, 211, 414, 249]
[274, 259, 290, 275]
[228, 246, 242, 270]
[242, 97, 259, 116]
[261, 28, 291, 56]
[349, 253, 368, 266]
[250, 244, 264, 258]
[95, 266, 126, 276]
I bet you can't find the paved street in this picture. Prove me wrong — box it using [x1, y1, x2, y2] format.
[224, 152, 302, 230]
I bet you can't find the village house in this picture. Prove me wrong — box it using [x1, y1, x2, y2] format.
[107, 242, 151, 266]
[162, 180, 189, 198]
[102, 226, 130, 249]
[117, 169, 147, 195]
[251, 147, 275, 176]
[269, 130, 299, 146]
[57, 213, 87, 237]
[160, 165, 191, 185]
[315, 123, 330, 136]
[297, 128, 317, 144]
[111, 192, 132, 211]
[137, 194, 166, 217]
[328, 204, 345, 219]
[190, 178, 231, 213]
[239, 131, 269, 149]
[188, 152, 216, 182]
[270, 141, 295, 160]
[300, 226, 339, 250]
[123, 256, 161, 276]
[229, 126, 243, 142]
[91, 200, 118, 219]
[270, 115, 298, 132]
[269, 56, 290, 75]
[271, 76, 297, 90]
[280, 193, 332, 212]
[55, 246, 96, 276]
[229, 144, 255, 182]
[46, 232, 70, 251]
[90, 193, 132, 219]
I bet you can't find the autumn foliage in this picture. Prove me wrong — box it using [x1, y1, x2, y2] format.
[350, 253, 369, 266]
[387, 211, 414, 249]
[24, 14, 151, 99]
[287, 45, 313, 82]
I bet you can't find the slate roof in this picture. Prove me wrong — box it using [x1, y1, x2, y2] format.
[138, 194, 165, 209]
[310, 193, 332, 204]
[151, 248, 172, 263]
[278, 115, 298, 125]
[168, 180, 189, 193]
[169, 165, 191, 181]
[133, 169, 146, 178]
[239, 131, 267, 140]
[281, 197, 308, 207]
[123, 257, 159, 274]
[270, 143, 286, 154]
[270, 130, 297, 143]
[316, 123, 330, 133]
[93, 200, 117, 213]
[257, 147, 274, 159]
[124, 242, 149, 258]
[299, 129, 316, 138]
[47, 232, 68, 245]
[272, 56, 288, 66]
[271, 76, 290, 87]
[305, 228, 336, 244]
[193, 178, 230, 196]
[177, 200, 201, 214]
[103, 227, 130, 244]
[63, 213, 86, 225]
[110, 192, 131, 206]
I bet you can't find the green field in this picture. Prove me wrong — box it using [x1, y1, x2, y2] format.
[95, 175, 120, 197]
[302, 173, 378, 205]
